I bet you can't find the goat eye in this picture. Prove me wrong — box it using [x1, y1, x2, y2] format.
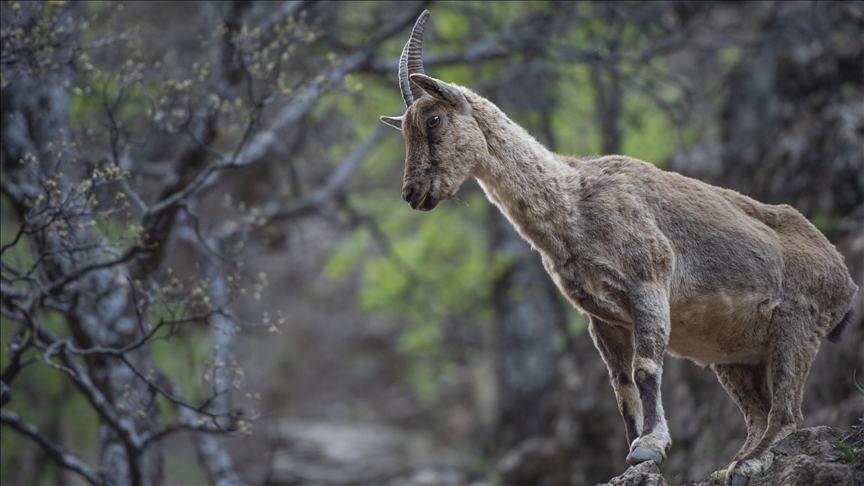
[427, 115, 440, 128]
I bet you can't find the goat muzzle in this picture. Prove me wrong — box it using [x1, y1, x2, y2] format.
[402, 180, 438, 211]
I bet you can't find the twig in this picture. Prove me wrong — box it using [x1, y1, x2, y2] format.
[1, 410, 106, 486]
[265, 124, 386, 222]
[40, 342, 145, 451]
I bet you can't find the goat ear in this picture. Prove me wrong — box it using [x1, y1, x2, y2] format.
[380, 115, 403, 131]
[410, 74, 464, 105]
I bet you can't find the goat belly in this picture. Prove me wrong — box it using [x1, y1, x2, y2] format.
[667, 291, 773, 366]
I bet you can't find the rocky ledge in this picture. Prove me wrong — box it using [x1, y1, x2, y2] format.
[599, 425, 863, 486]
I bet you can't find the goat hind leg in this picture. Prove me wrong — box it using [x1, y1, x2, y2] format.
[732, 326, 819, 478]
[711, 363, 771, 462]
[711, 363, 771, 482]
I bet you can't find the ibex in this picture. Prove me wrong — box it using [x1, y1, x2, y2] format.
[380, 10, 858, 481]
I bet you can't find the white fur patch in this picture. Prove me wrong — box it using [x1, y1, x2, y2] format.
[720, 451, 774, 481]
[632, 357, 662, 378]
[630, 422, 671, 460]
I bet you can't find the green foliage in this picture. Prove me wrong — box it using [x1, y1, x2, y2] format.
[808, 210, 837, 235]
[553, 63, 602, 156]
[93, 212, 142, 246]
[434, 63, 474, 88]
[69, 75, 157, 130]
[149, 324, 211, 403]
[0, 311, 99, 484]
[621, 86, 685, 166]
[832, 428, 863, 486]
[831, 435, 861, 486]
[834, 439, 855, 462]
[327, 190, 502, 403]
[0, 209, 33, 291]
[718, 47, 741, 67]
[435, 9, 470, 41]
[0, 208, 105, 479]
[86, 1, 111, 15]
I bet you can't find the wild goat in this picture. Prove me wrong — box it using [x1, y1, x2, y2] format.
[380, 11, 858, 481]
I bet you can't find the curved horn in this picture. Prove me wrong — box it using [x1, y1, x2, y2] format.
[398, 10, 430, 107]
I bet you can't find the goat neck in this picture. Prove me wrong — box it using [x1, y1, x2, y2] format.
[466, 91, 578, 257]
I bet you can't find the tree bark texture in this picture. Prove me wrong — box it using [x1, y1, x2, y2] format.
[1, 7, 162, 485]
[2, 73, 163, 486]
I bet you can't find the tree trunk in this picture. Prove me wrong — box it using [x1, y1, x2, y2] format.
[489, 210, 565, 452]
[0, 8, 162, 484]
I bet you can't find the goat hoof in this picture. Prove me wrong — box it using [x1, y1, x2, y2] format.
[626, 446, 663, 466]
[729, 473, 750, 486]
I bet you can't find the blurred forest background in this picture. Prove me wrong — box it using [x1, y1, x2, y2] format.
[1, 1, 861, 485]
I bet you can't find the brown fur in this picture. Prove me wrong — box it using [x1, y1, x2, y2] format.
[381, 71, 858, 476]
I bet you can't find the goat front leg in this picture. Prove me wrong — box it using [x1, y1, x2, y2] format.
[625, 283, 672, 466]
[588, 316, 643, 446]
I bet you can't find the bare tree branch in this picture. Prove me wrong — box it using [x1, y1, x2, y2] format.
[42, 344, 145, 452]
[265, 124, 386, 222]
[1, 410, 106, 486]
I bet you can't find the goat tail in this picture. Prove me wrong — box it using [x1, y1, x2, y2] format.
[827, 310, 855, 343]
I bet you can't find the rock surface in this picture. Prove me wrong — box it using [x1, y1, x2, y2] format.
[268, 419, 464, 485]
[600, 425, 863, 486]
[706, 425, 863, 486]
[596, 461, 667, 486]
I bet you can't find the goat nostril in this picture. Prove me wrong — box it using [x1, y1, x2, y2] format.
[402, 184, 414, 203]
